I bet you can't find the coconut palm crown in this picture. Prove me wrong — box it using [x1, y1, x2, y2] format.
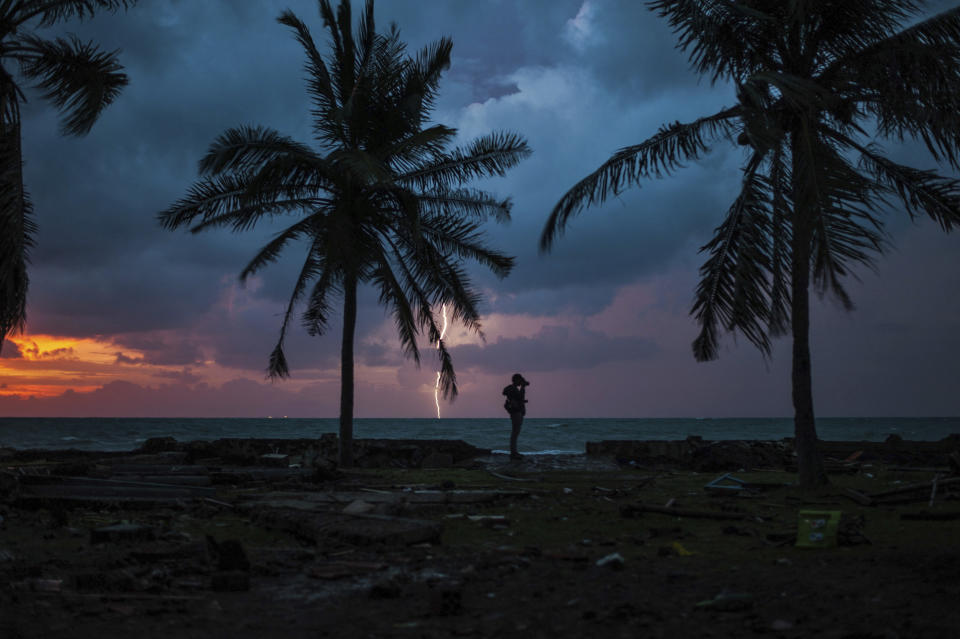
[540, 1, 960, 487]
[0, 0, 133, 351]
[160, 0, 530, 467]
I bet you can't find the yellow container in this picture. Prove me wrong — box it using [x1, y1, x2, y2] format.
[796, 510, 841, 548]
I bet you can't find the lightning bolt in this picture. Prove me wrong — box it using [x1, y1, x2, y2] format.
[433, 304, 449, 419]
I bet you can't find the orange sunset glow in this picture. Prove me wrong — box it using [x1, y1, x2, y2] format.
[0, 334, 139, 397]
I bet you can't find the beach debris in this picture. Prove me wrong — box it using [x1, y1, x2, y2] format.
[342, 499, 376, 515]
[900, 511, 960, 521]
[694, 591, 753, 611]
[704, 473, 748, 493]
[868, 476, 960, 504]
[259, 453, 290, 467]
[837, 514, 871, 546]
[488, 469, 536, 482]
[795, 510, 841, 548]
[563, 487, 574, 494]
[840, 488, 874, 506]
[253, 507, 443, 546]
[306, 560, 387, 580]
[90, 522, 157, 545]
[0, 548, 14, 562]
[949, 451, 960, 476]
[467, 515, 510, 528]
[595, 552, 625, 569]
[621, 502, 752, 521]
[12, 578, 63, 592]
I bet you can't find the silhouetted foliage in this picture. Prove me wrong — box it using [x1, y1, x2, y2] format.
[161, 0, 530, 467]
[541, 1, 960, 487]
[0, 0, 133, 351]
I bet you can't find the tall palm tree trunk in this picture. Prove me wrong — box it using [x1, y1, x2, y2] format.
[338, 270, 358, 468]
[790, 204, 828, 488]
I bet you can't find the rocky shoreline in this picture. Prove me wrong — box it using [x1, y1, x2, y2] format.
[3, 432, 958, 472]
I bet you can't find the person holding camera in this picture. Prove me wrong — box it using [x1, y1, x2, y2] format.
[502, 373, 529, 460]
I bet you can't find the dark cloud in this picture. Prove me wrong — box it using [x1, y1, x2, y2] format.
[453, 324, 659, 374]
[1, 340, 23, 359]
[6, 1, 958, 417]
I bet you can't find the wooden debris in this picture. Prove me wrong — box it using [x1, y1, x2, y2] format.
[840, 488, 874, 506]
[869, 477, 960, 500]
[900, 511, 960, 521]
[253, 507, 442, 546]
[488, 470, 536, 482]
[620, 502, 751, 521]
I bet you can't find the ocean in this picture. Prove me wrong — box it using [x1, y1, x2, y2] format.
[0, 416, 958, 455]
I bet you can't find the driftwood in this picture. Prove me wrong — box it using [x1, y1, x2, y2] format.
[621, 502, 751, 521]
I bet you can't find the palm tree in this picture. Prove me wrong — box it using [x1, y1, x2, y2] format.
[0, 0, 133, 352]
[160, 0, 530, 467]
[541, 1, 960, 487]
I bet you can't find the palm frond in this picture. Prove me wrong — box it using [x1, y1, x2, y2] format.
[856, 143, 960, 232]
[541, 106, 740, 251]
[794, 122, 884, 307]
[267, 241, 326, 379]
[416, 187, 513, 224]
[692, 153, 774, 361]
[16, 33, 126, 136]
[277, 9, 340, 145]
[15, 0, 134, 27]
[0, 119, 33, 344]
[399, 131, 531, 191]
[198, 125, 317, 176]
[369, 251, 422, 365]
[835, 7, 960, 167]
[240, 216, 322, 281]
[645, 0, 778, 82]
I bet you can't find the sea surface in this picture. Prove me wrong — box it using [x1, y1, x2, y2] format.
[0, 417, 958, 455]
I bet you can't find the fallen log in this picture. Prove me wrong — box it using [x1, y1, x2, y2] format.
[620, 502, 751, 521]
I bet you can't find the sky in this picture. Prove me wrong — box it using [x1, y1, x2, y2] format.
[1, 0, 958, 419]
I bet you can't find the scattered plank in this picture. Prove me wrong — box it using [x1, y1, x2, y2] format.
[488, 470, 537, 482]
[900, 511, 960, 521]
[620, 502, 751, 521]
[840, 488, 874, 506]
[870, 477, 960, 500]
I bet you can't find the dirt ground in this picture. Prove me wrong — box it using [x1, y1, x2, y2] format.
[2, 449, 959, 638]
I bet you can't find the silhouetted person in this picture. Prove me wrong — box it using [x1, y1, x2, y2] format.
[503, 373, 529, 460]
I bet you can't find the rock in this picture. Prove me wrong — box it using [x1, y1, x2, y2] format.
[342, 499, 376, 515]
[139, 437, 181, 453]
